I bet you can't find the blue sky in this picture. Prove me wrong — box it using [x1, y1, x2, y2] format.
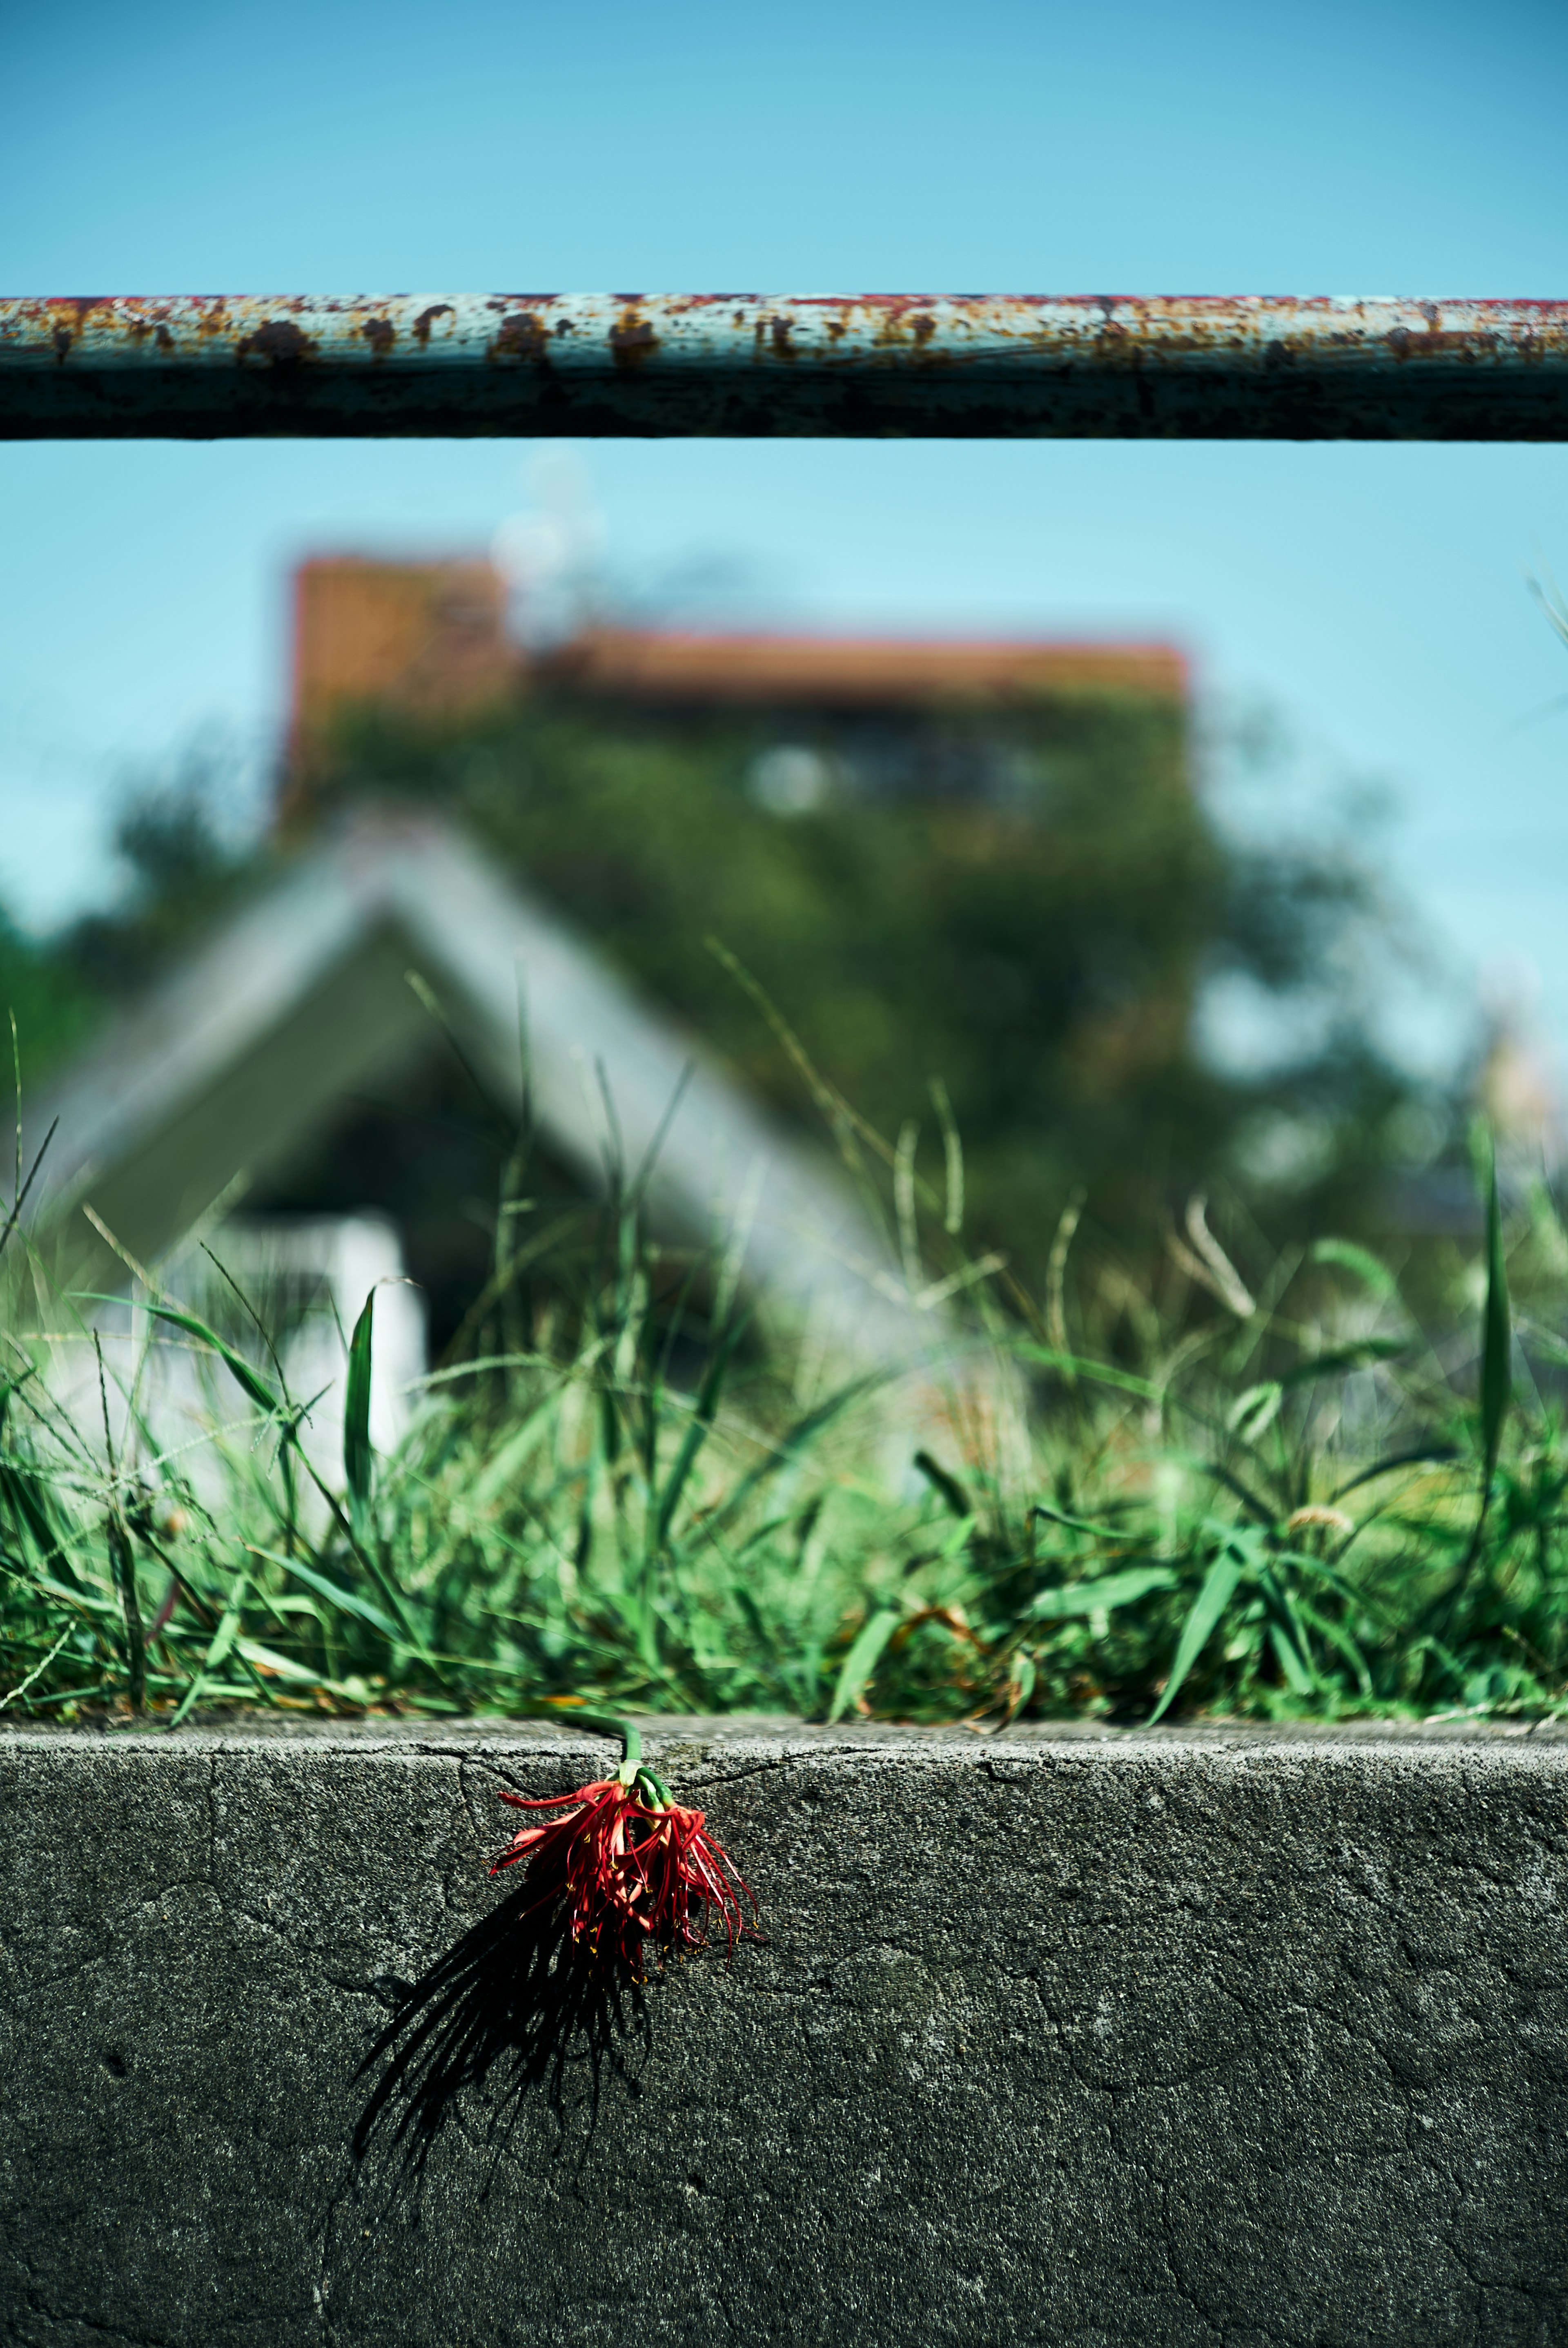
[4, 0, 1568, 1070]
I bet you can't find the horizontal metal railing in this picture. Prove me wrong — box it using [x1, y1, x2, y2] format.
[2, 293, 1567, 440]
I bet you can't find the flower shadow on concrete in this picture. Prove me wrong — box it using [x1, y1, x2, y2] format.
[351, 1878, 651, 2197]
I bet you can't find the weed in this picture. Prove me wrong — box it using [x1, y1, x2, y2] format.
[1, 1044, 1564, 1731]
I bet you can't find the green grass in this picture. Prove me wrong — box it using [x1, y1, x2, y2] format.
[3, 1068, 1567, 1733]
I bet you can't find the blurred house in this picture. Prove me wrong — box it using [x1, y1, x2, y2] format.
[29, 814, 924, 1386]
[284, 552, 1187, 813]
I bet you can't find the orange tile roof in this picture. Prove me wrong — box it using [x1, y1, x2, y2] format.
[541, 626, 1187, 706]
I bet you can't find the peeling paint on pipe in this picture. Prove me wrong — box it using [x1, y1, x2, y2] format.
[2, 293, 1568, 440]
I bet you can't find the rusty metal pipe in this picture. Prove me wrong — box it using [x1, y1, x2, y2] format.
[4, 294, 1568, 441]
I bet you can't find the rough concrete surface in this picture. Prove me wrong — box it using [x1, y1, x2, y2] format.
[4, 1720, 1568, 2346]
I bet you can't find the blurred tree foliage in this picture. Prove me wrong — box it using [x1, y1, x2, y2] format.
[66, 754, 249, 998]
[1, 749, 250, 1106]
[299, 685, 1430, 1285]
[0, 914, 98, 1096]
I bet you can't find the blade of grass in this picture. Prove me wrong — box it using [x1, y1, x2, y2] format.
[1025, 1565, 1178, 1621]
[1011, 1340, 1160, 1400]
[914, 1449, 972, 1520]
[1331, 1446, 1460, 1502]
[929, 1076, 964, 1235]
[1446, 1126, 1513, 1607]
[1256, 1566, 1316, 1694]
[169, 1565, 251, 1728]
[1309, 1237, 1402, 1303]
[1478, 1128, 1513, 1506]
[1146, 1543, 1247, 1724]
[344, 1290, 375, 1547]
[655, 1309, 751, 1548]
[81, 1297, 282, 1420]
[0, 1116, 58, 1269]
[1278, 1338, 1408, 1387]
[107, 1518, 145, 1713]
[247, 1547, 402, 1643]
[828, 1605, 901, 1723]
[708, 1367, 895, 1533]
[0, 1623, 74, 1713]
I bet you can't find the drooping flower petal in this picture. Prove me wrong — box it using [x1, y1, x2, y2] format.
[492, 1773, 757, 1970]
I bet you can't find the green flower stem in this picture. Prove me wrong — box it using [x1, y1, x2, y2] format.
[563, 1708, 642, 1782]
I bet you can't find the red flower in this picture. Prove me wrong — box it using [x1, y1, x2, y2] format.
[492, 1766, 756, 1973]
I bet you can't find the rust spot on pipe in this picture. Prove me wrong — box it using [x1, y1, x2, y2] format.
[51, 326, 71, 362]
[361, 318, 395, 357]
[770, 316, 794, 358]
[909, 312, 937, 346]
[609, 312, 658, 367]
[493, 311, 547, 361]
[236, 319, 316, 366]
[412, 304, 453, 347]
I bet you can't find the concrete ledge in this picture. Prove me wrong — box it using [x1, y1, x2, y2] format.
[6, 1721, 1568, 2346]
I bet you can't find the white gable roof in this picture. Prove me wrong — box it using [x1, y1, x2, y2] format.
[28, 812, 923, 1365]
